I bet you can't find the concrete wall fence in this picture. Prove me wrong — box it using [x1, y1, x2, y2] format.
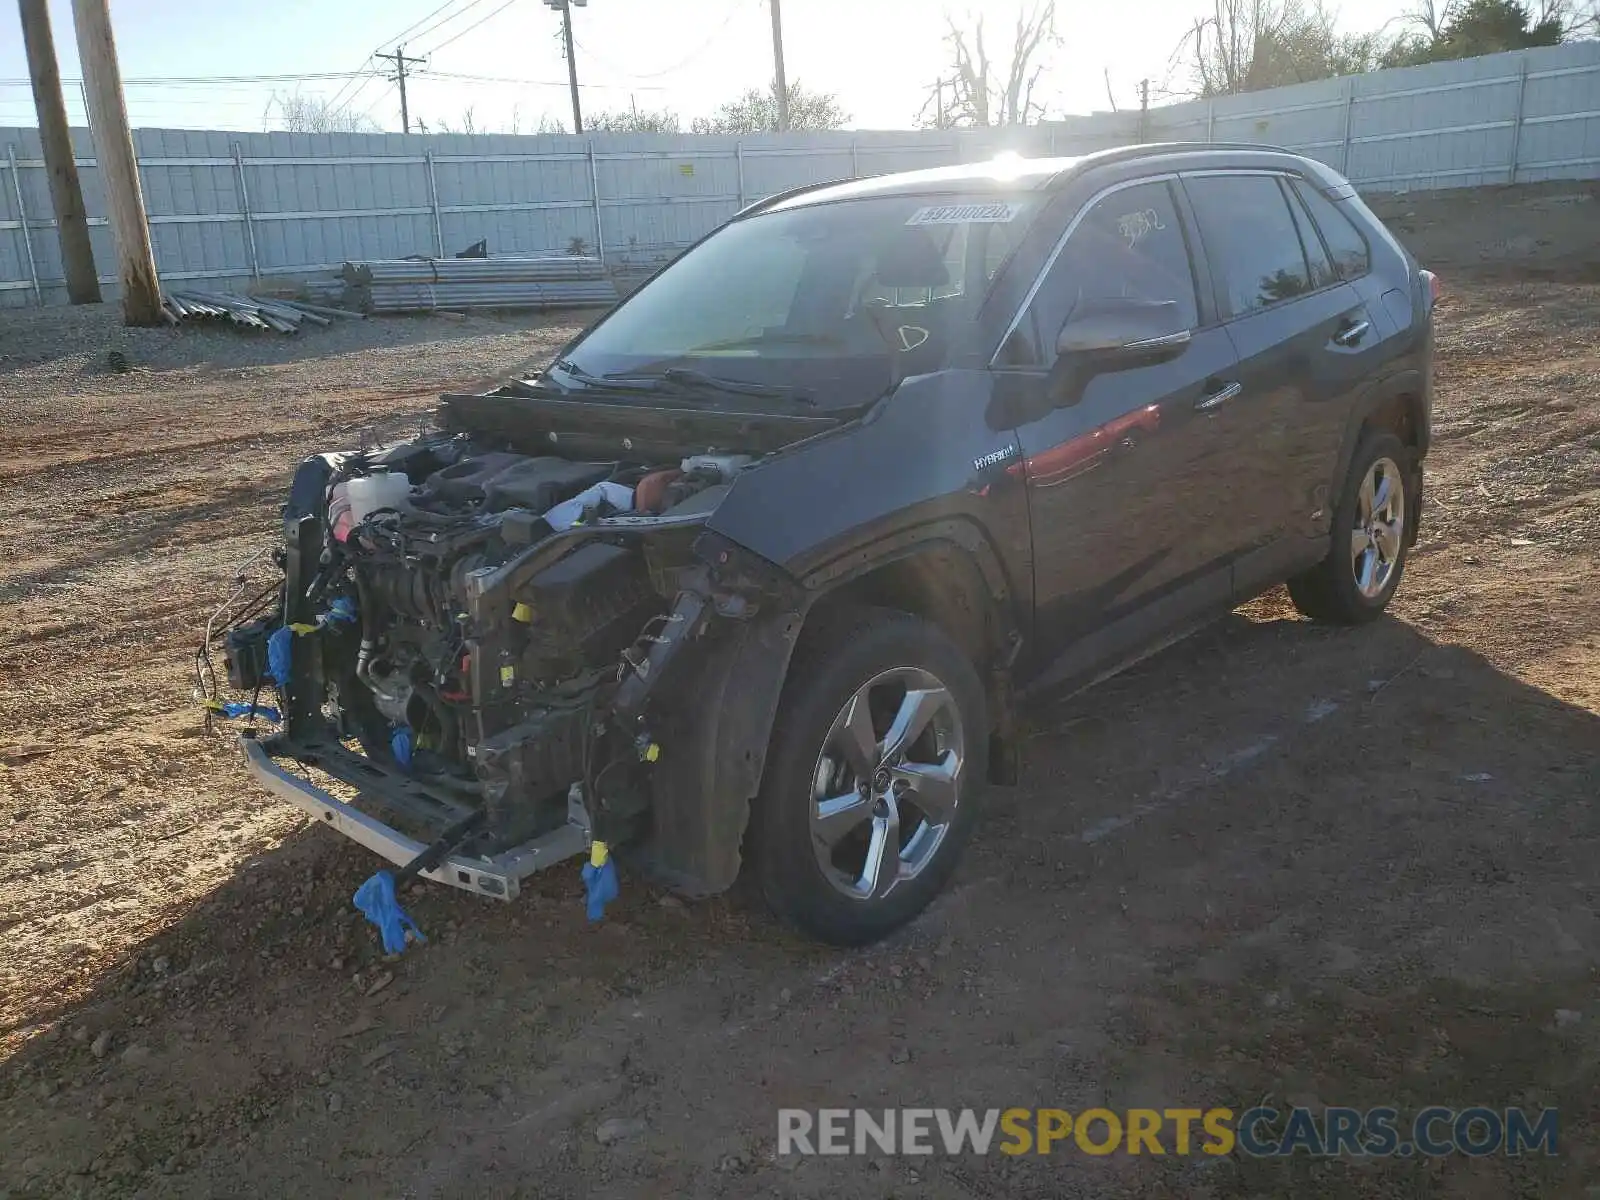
[3, 41, 1600, 308]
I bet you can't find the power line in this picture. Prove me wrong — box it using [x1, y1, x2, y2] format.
[399, 0, 498, 54]
[0, 70, 373, 87]
[423, 70, 666, 91]
[416, 0, 520, 57]
[328, 0, 481, 113]
[325, 63, 382, 113]
[328, 70, 388, 120]
[374, 0, 478, 52]
[570, 0, 745, 80]
[361, 82, 401, 125]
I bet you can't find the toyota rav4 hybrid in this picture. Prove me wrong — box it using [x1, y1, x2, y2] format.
[216, 143, 1436, 946]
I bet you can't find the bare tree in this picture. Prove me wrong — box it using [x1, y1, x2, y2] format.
[433, 106, 481, 136]
[689, 82, 848, 134]
[587, 107, 683, 134]
[1405, 0, 1454, 37]
[919, 2, 1060, 128]
[499, 106, 564, 135]
[271, 93, 380, 134]
[1176, 0, 1381, 96]
[1385, 0, 1569, 66]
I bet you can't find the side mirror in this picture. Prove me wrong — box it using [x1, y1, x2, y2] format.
[1045, 299, 1191, 409]
[1055, 298, 1191, 363]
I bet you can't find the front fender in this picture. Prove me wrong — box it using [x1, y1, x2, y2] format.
[628, 603, 805, 896]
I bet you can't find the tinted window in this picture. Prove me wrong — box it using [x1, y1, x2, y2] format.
[1186, 174, 1313, 317]
[1005, 179, 1197, 365]
[1293, 180, 1371, 280]
[1284, 182, 1337, 290]
[561, 191, 1042, 406]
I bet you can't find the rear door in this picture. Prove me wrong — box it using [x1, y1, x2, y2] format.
[1179, 171, 1385, 564]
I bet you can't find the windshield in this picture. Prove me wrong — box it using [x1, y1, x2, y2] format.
[553, 192, 1041, 408]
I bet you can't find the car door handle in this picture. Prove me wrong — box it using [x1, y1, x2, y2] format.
[1332, 318, 1371, 347]
[1195, 381, 1242, 411]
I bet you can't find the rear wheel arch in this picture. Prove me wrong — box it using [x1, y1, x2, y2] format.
[1330, 371, 1427, 541]
[1363, 389, 1424, 451]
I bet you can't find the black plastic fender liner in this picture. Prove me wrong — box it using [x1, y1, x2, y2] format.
[1326, 367, 1430, 545]
[626, 603, 805, 897]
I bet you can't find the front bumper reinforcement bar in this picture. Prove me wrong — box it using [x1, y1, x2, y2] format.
[240, 735, 590, 901]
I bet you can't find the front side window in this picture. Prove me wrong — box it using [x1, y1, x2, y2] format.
[1293, 180, 1371, 280]
[558, 191, 1041, 407]
[1002, 179, 1198, 366]
[1185, 174, 1313, 317]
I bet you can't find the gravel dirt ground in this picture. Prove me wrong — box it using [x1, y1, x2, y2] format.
[1, 184, 1598, 1200]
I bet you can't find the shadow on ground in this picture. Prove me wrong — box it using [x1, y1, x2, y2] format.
[3, 606, 1598, 1199]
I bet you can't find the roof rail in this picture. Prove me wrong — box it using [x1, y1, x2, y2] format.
[732, 178, 848, 220]
[1079, 140, 1298, 163]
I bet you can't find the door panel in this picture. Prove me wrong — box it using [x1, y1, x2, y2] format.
[1180, 171, 1386, 558]
[994, 176, 1242, 673]
[1013, 329, 1240, 669]
[1221, 283, 1381, 541]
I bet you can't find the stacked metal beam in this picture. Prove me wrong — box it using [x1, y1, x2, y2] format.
[340, 256, 618, 314]
[161, 290, 364, 334]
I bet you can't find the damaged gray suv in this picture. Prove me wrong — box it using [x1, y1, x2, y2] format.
[214, 144, 1435, 945]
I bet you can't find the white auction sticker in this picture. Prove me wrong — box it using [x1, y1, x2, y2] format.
[906, 202, 1022, 226]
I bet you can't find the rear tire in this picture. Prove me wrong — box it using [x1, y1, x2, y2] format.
[1288, 430, 1412, 624]
[751, 608, 987, 947]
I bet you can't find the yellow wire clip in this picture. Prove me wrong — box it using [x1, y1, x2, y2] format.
[590, 840, 610, 868]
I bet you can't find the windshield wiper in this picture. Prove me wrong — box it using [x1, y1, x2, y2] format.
[549, 358, 659, 393]
[550, 358, 814, 407]
[686, 333, 842, 353]
[656, 368, 815, 406]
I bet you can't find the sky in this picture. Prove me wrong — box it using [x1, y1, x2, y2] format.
[0, 0, 1411, 135]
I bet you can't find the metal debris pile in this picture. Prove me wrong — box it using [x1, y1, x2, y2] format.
[339, 255, 618, 314]
[162, 290, 363, 334]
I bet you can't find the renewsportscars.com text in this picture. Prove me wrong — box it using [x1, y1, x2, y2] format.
[777, 1106, 1559, 1158]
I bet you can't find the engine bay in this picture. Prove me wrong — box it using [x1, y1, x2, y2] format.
[220, 433, 762, 859]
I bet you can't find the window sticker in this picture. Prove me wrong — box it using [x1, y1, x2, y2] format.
[906, 202, 1022, 226]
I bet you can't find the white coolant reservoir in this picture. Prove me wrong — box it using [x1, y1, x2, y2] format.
[346, 471, 411, 526]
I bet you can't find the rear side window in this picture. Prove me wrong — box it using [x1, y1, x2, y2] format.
[1284, 182, 1337, 290]
[1292, 180, 1371, 280]
[1185, 174, 1313, 317]
[1002, 179, 1198, 365]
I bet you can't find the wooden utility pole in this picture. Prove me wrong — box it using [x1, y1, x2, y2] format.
[375, 45, 426, 134]
[769, 0, 789, 132]
[18, 0, 100, 304]
[70, 0, 161, 325]
[542, 0, 586, 134]
[1138, 78, 1150, 143]
[560, 1, 583, 134]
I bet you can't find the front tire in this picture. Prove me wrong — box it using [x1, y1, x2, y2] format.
[1288, 429, 1412, 624]
[751, 608, 987, 946]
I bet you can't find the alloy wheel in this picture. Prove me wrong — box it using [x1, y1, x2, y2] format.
[807, 666, 965, 902]
[1351, 456, 1406, 600]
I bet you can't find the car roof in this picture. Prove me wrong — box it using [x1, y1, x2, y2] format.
[753, 142, 1352, 215]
